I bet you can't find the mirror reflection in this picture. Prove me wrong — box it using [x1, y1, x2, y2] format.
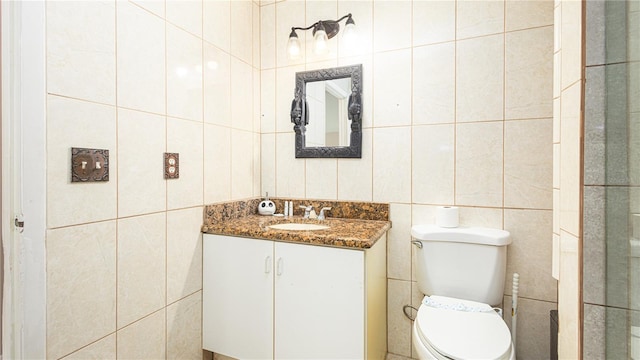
[306, 78, 351, 147]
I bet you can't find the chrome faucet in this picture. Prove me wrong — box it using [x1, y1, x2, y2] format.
[318, 207, 332, 220]
[299, 205, 313, 219]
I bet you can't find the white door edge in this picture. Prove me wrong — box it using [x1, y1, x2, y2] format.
[2, 1, 47, 359]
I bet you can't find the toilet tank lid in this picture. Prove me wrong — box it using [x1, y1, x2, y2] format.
[411, 224, 511, 246]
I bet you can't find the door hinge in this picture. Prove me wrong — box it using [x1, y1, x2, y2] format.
[14, 215, 24, 233]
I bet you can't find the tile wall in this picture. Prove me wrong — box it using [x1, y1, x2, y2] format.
[260, 1, 556, 359]
[44, 1, 260, 358]
[552, 0, 583, 358]
[583, 0, 640, 358]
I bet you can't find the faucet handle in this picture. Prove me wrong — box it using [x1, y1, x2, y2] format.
[318, 207, 332, 220]
[299, 205, 313, 218]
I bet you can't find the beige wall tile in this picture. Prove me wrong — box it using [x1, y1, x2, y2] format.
[167, 24, 203, 122]
[413, 1, 455, 46]
[504, 119, 553, 209]
[167, 0, 202, 37]
[387, 279, 412, 357]
[388, 204, 412, 281]
[373, 0, 411, 52]
[505, 27, 554, 120]
[458, 207, 503, 229]
[560, 0, 583, 89]
[558, 230, 580, 359]
[275, 133, 305, 198]
[412, 124, 454, 205]
[373, 49, 411, 127]
[231, 58, 254, 132]
[167, 291, 203, 359]
[231, 0, 254, 64]
[261, 69, 276, 133]
[117, 108, 166, 217]
[117, 2, 166, 115]
[203, 0, 230, 53]
[167, 207, 204, 304]
[46, 96, 117, 228]
[413, 42, 455, 125]
[131, 0, 165, 18]
[167, 118, 204, 209]
[553, 143, 560, 188]
[504, 209, 557, 302]
[373, 127, 411, 203]
[456, 0, 504, 39]
[306, 159, 338, 200]
[231, 129, 255, 199]
[337, 128, 373, 201]
[506, 0, 554, 32]
[60, 334, 115, 360]
[253, 132, 262, 197]
[261, 133, 277, 196]
[117, 213, 166, 329]
[455, 122, 503, 207]
[554, 4, 561, 52]
[252, 0, 261, 71]
[553, 189, 560, 234]
[47, 1, 115, 104]
[117, 310, 166, 359]
[411, 204, 437, 229]
[456, 35, 504, 123]
[253, 68, 262, 132]
[559, 82, 582, 236]
[553, 57, 562, 112]
[261, 3, 276, 69]
[204, 43, 231, 127]
[47, 221, 116, 360]
[204, 124, 231, 203]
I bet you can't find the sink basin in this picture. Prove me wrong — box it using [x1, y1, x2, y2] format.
[268, 223, 330, 231]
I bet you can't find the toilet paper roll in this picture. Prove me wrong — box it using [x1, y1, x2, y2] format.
[436, 206, 459, 228]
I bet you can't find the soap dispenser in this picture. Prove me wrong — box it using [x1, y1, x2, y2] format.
[258, 192, 276, 216]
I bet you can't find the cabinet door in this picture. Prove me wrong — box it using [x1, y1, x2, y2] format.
[274, 242, 365, 360]
[203, 235, 274, 359]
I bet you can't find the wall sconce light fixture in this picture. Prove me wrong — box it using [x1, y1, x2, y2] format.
[287, 13, 357, 59]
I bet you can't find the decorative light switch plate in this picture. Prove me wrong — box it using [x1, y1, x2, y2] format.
[71, 147, 109, 182]
[164, 153, 179, 179]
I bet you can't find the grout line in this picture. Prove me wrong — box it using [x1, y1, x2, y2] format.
[114, 2, 120, 354]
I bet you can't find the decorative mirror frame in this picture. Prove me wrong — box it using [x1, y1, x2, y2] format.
[290, 64, 362, 158]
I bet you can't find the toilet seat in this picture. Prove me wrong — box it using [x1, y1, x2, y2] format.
[415, 296, 512, 360]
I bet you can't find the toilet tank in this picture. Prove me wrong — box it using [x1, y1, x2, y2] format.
[411, 224, 511, 306]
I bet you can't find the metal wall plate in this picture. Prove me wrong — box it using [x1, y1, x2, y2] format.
[164, 153, 179, 179]
[71, 147, 109, 182]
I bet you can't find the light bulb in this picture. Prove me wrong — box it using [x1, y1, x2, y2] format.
[313, 28, 328, 55]
[342, 20, 357, 45]
[287, 30, 301, 60]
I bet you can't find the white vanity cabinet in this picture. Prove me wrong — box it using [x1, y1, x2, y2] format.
[203, 234, 387, 360]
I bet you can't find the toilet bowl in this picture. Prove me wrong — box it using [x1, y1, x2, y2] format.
[410, 224, 514, 360]
[412, 296, 515, 360]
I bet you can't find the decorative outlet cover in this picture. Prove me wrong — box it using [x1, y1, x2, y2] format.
[164, 153, 179, 179]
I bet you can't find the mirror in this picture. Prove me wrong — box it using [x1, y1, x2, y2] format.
[290, 64, 362, 158]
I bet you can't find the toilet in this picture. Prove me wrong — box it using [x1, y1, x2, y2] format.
[411, 224, 515, 360]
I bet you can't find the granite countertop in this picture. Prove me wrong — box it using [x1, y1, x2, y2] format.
[202, 214, 391, 249]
